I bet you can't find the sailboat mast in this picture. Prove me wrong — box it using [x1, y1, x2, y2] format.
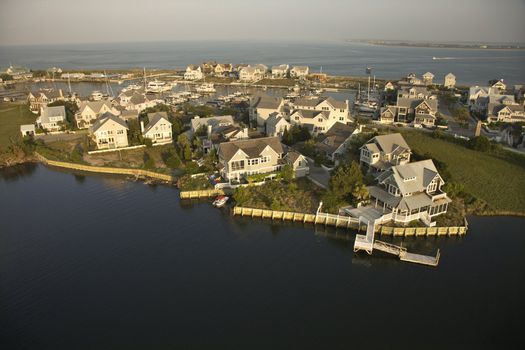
[367, 75, 370, 102]
[143, 67, 147, 91]
[68, 74, 72, 94]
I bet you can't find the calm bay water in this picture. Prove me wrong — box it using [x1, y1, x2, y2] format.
[0, 164, 524, 349]
[1, 40, 524, 85]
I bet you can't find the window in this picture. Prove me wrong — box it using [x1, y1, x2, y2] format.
[318, 118, 323, 123]
[428, 178, 438, 193]
[231, 160, 245, 171]
[117, 130, 124, 135]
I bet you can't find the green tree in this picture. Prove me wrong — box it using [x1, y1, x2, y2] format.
[329, 161, 365, 203]
[143, 151, 155, 169]
[280, 164, 294, 182]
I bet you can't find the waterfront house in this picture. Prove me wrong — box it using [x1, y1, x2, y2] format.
[200, 62, 217, 75]
[490, 79, 507, 92]
[217, 137, 308, 181]
[36, 105, 66, 132]
[249, 94, 285, 127]
[468, 86, 491, 107]
[126, 93, 161, 112]
[271, 64, 290, 78]
[27, 89, 65, 112]
[90, 113, 129, 150]
[384, 81, 395, 91]
[20, 124, 35, 137]
[315, 122, 359, 163]
[422, 72, 435, 85]
[265, 113, 291, 139]
[214, 63, 233, 77]
[360, 133, 411, 172]
[290, 66, 309, 78]
[75, 100, 119, 129]
[367, 159, 451, 225]
[239, 65, 268, 82]
[142, 112, 172, 144]
[184, 65, 204, 80]
[405, 73, 422, 85]
[292, 96, 351, 123]
[444, 73, 456, 88]
[288, 109, 331, 136]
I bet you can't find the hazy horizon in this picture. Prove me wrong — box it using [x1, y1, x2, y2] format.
[1, 0, 524, 46]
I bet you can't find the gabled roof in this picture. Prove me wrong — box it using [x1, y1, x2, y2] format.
[39, 105, 66, 124]
[266, 113, 289, 128]
[79, 100, 112, 114]
[294, 96, 347, 110]
[377, 159, 440, 196]
[191, 115, 234, 132]
[363, 133, 411, 155]
[250, 94, 283, 109]
[143, 112, 171, 134]
[91, 113, 128, 133]
[219, 136, 283, 162]
[291, 109, 330, 120]
[316, 122, 356, 154]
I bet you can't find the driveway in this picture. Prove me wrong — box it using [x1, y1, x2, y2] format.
[35, 131, 87, 143]
[306, 158, 330, 189]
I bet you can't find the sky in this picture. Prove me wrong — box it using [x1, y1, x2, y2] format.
[0, 0, 524, 46]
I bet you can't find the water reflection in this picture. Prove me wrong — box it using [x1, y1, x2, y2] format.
[0, 162, 38, 182]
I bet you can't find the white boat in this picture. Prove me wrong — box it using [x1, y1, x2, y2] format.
[146, 80, 172, 93]
[195, 83, 216, 93]
[212, 195, 229, 208]
[122, 84, 142, 92]
[189, 93, 202, 100]
[90, 91, 104, 101]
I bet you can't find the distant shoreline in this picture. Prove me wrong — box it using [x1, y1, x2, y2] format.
[351, 40, 525, 51]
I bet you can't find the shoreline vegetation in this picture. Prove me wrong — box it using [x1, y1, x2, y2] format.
[351, 39, 525, 50]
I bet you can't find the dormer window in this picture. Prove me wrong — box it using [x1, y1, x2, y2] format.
[388, 184, 400, 196]
[427, 178, 438, 193]
[403, 176, 415, 182]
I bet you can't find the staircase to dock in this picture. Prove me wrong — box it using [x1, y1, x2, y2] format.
[353, 220, 440, 267]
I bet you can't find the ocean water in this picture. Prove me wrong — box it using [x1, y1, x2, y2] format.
[1, 40, 524, 85]
[1, 164, 524, 349]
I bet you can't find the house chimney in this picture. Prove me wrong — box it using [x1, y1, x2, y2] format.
[140, 120, 145, 133]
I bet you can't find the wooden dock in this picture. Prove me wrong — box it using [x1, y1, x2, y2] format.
[354, 221, 440, 267]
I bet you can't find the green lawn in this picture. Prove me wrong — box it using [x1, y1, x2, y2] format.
[0, 103, 36, 150]
[402, 131, 525, 215]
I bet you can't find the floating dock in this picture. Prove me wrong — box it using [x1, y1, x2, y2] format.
[354, 220, 440, 267]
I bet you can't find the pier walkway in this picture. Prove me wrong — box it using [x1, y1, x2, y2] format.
[354, 220, 440, 267]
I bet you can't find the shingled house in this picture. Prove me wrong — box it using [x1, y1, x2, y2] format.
[217, 137, 308, 181]
[360, 133, 411, 172]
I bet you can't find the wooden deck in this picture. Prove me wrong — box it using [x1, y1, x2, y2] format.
[354, 221, 440, 267]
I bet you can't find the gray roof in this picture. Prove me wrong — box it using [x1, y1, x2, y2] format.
[363, 133, 410, 155]
[218, 136, 283, 162]
[39, 105, 66, 124]
[144, 112, 171, 134]
[376, 159, 439, 196]
[79, 100, 112, 114]
[291, 109, 330, 119]
[396, 97, 437, 111]
[266, 113, 289, 128]
[316, 122, 356, 154]
[286, 150, 304, 164]
[120, 110, 138, 120]
[191, 115, 234, 132]
[250, 94, 283, 109]
[294, 96, 346, 110]
[91, 112, 128, 133]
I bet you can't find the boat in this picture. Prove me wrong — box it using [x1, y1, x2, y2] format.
[90, 91, 104, 101]
[212, 195, 229, 208]
[195, 83, 216, 93]
[146, 80, 172, 93]
[122, 84, 142, 92]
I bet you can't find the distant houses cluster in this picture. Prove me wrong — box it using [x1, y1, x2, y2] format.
[468, 79, 525, 123]
[184, 61, 310, 82]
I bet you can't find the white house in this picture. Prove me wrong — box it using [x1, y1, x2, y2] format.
[142, 112, 172, 144]
[422, 72, 435, 85]
[290, 66, 309, 78]
[90, 113, 129, 150]
[444, 73, 456, 88]
[359, 133, 412, 172]
[20, 124, 35, 137]
[265, 113, 290, 139]
[184, 65, 204, 80]
[271, 64, 289, 78]
[75, 100, 118, 129]
[36, 106, 66, 132]
[249, 94, 285, 127]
